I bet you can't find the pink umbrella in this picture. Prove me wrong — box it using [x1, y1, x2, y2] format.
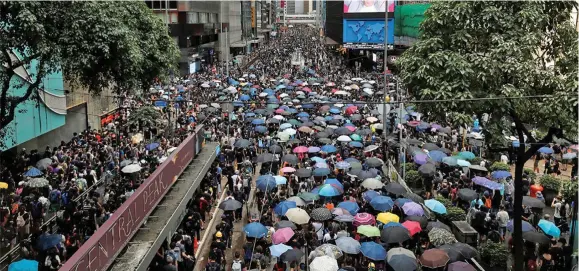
[272, 227, 295, 244]
[353, 213, 376, 226]
[302, 87, 312, 92]
[252, 85, 261, 89]
[408, 120, 420, 127]
[345, 126, 357, 132]
[275, 109, 285, 114]
[570, 145, 579, 150]
[331, 88, 338, 93]
[402, 221, 422, 236]
[293, 146, 309, 153]
[281, 167, 296, 173]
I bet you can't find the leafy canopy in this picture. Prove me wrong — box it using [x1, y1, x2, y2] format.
[397, 1, 578, 139]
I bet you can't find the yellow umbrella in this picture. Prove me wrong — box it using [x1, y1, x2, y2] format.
[377, 212, 400, 224]
[0, 182, 7, 189]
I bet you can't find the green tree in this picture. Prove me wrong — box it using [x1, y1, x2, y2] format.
[127, 106, 164, 132]
[0, 1, 179, 142]
[396, 2, 578, 270]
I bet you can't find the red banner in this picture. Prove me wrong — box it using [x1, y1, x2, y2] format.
[59, 126, 204, 271]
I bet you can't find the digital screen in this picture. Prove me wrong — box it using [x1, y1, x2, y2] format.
[344, 0, 396, 13]
[342, 19, 395, 49]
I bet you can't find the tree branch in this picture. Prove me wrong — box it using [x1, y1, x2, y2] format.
[1, 62, 44, 128]
[523, 126, 562, 161]
[509, 103, 536, 144]
[0, 50, 14, 129]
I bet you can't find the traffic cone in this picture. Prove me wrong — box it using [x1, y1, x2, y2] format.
[193, 236, 199, 250]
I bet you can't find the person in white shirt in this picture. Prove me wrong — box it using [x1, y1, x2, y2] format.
[500, 153, 509, 164]
[496, 205, 510, 240]
[551, 196, 564, 226]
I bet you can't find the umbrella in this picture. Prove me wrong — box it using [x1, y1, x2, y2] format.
[365, 157, 384, 168]
[402, 221, 422, 236]
[458, 151, 475, 160]
[354, 213, 376, 226]
[295, 168, 312, 178]
[538, 219, 561, 238]
[281, 167, 296, 173]
[538, 147, 554, 154]
[423, 143, 439, 151]
[285, 208, 310, 224]
[404, 192, 425, 204]
[449, 243, 479, 259]
[370, 196, 394, 211]
[523, 196, 546, 208]
[24, 167, 43, 177]
[387, 247, 418, 271]
[507, 220, 534, 232]
[244, 222, 268, 238]
[282, 154, 299, 165]
[321, 145, 337, 153]
[384, 183, 406, 195]
[428, 150, 447, 162]
[457, 188, 478, 201]
[491, 170, 512, 179]
[274, 175, 288, 185]
[298, 192, 319, 201]
[381, 226, 411, 243]
[428, 228, 457, 246]
[401, 202, 424, 216]
[275, 220, 297, 230]
[256, 153, 276, 163]
[362, 190, 380, 202]
[286, 196, 307, 206]
[336, 237, 361, 254]
[335, 161, 351, 169]
[377, 212, 400, 224]
[36, 158, 52, 170]
[310, 255, 339, 271]
[274, 201, 297, 216]
[8, 259, 38, 271]
[337, 201, 360, 215]
[311, 207, 333, 221]
[361, 178, 383, 189]
[145, 142, 160, 151]
[357, 225, 380, 237]
[27, 178, 49, 188]
[334, 214, 355, 223]
[317, 184, 342, 196]
[426, 221, 452, 232]
[442, 157, 458, 166]
[364, 145, 379, 152]
[406, 216, 428, 229]
[234, 139, 251, 148]
[469, 164, 487, 171]
[272, 227, 295, 244]
[332, 207, 351, 216]
[270, 244, 293, 257]
[419, 249, 450, 268]
[0, 182, 7, 189]
[418, 163, 436, 176]
[523, 231, 551, 244]
[360, 242, 386, 261]
[219, 199, 243, 211]
[257, 176, 276, 191]
[36, 234, 63, 251]
[280, 248, 304, 262]
[269, 145, 283, 154]
[448, 262, 476, 271]
[425, 199, 447, 214]
[314, 244, 343, 259]
[438, 244, 466, 263]
[293, 146, 309, 153]
[414, 154, 429, 165]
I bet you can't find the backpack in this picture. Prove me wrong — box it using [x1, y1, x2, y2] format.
[527, 259, 537, 271]
[206, 262, 220, 271]
[232, 260, 242, 271]
[16, 213, 25, 227]
[50, 190, 60, 203]
[31, 202, 42, 217]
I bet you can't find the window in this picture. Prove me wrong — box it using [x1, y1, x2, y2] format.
[187, 12, 198, 23]
[172, 36, 179, 46]
[212, 13, 218, 23]
[199, 12, 208, 23]
[170, 13, 178, 24]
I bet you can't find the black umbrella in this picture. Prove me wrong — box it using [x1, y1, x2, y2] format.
[523, 196, 546, 209]
[269, 145, 283, 154]
[310, 208, 333, 221]
[234, 139, 251, 148]
[449, 243, 478, 259]
[295, 168, 312, 178]
[404, 192, 425, 204]
[405, 138, 422, 145]
[457, 188, 477, 201]
[357, 128, 372, 136]
[288, 138, 301, 144]
[381, 226, 411, 243]
[426, 221, 452, 233]
[275, 220, 297, 230]
[384, 183, 406, 195]
[406, 216, 428, 229]
[365, 157, 384, 168]
[523, 231, 551, 245]
[256, 153, 276, 163]
[423, 143, 440, 151]
[282, 154, 299, 165]
[334, 127, 353, 135]
[418, 163, 436, 177]
[317, 138, 332, 144]
[280, 249, 303, 262]
[219, 199, 243, 211]
[438, 244, 465, 263]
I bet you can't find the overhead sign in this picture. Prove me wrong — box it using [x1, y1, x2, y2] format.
[251, 7, 256, 28]
[343, 19, 395, 48]
[344, 0, 396, 13]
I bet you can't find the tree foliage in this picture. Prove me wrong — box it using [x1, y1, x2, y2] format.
[0, 1, 179, 129]
[127, 106, 164, 131]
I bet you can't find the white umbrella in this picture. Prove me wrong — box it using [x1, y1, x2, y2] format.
[334, 91, 350, 96]
[167, 147, 177, 153]
[259, 92, 268, 97]
[351, 77, 363, 81]
[361, 178, 384, 189]
[285, 128, 297, 135]
[122, 164, 142, 173]
[334, 103, 344, 108]
[199, 104, 208, 109]
[363, 88, 374, 95]
[285, 208, 310, 224]
[201, 83, 210, 88]
[368, 80, 376, 84]
[296, 91, 305, 95]
[27, 178, 49, 188]
[343, 86, 352, 91]
[238, 77, 246, 81]
[337, 135, 352, 142]
[273, 115, 285, 120]
[366, 117, 379, 123]
[211, 103, 220, 108]
[310, 255, 339, 271]
[280, 93, 289, 98]
[286, 196, 307, 206]
[158, 156, 168, 163]
[226, 86, 236, 92]
[277, 132, 290, 142]
[350, 84, 360, 90]
[364, 145, 379, 152]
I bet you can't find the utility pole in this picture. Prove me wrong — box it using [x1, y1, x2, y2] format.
[165, 0, 169, 27]
[226, 28, 230, 78]
[382, 9, 389, 145]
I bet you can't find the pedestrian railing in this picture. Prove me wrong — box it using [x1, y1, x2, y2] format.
[386, 160, 431, 219]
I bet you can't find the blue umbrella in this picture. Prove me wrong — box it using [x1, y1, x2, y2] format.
[275, 201, 297, 216]
[428, 150, 447, 162]
[329, 108, 341, 114]
[36, 234, 62, 251]
[321, 145, 337, 153]
[257, 175, 276, 191]
[384, 222, 405, 228]
[337, 201, 360, 215]
[252, 119, 265, 125]
[280, 123, 293, 130]
[270, 244, 293, 257]
[145, 142, 160, 151]
[255, 126, 268, 133]
[370, 196, 394, 211]
[538, 147, 554, 154]
[233, 101, 244, 107]
[360, 242, 386, 261]
[363, 190, 380, 202]
[394, 198, 412, 207]
[244, 222, 268, 238]
[336, 161, 351, 169]
[154, 100, 167, 107]
[297, 112, 310, 118]
[311, 157, 326, 163]
[491, 170, 512, 179]
[458, 151, 476, 160]
[349, 141, 364, 148]
[507, 220, 534, 233]
[538, 219, 560, 238]
[24, 167, 42, 177]
[240, 94, 251, 101]
[317, 184, 343, 197]
[274, 175, 287, 185]
[302, 103, 315, 109]
[324, 178, 344, 190]
[313, 168, 331, 177]
[425, 199, 447, 214]
[8, 259, 38, 271]
[308, 147, 321, 153]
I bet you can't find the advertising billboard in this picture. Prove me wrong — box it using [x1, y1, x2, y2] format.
[344, 0, 396, 13]
[342, 19, 394, 49]
[59, 125, 205, 271]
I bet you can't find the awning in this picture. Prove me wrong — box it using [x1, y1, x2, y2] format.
[325, 37, 339, 45]
[230, 41, 246, 48]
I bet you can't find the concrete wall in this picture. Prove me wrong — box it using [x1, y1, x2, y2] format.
[64, 80, 118, 130]
[18, 102, 88, 152]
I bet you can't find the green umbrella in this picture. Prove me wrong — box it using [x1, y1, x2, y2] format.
[289, 119, 301, 126]
[349, 161, 363, 170]
[350, 134, 362, 141]
[357, 225, 380, 237]
[298, 192, 320, 201]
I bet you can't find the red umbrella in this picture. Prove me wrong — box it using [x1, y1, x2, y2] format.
[293, 146, 309, 153]
[408, 120, 420, 127]
[401, 221, 422, 236]
[345, 106, 358, 115]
